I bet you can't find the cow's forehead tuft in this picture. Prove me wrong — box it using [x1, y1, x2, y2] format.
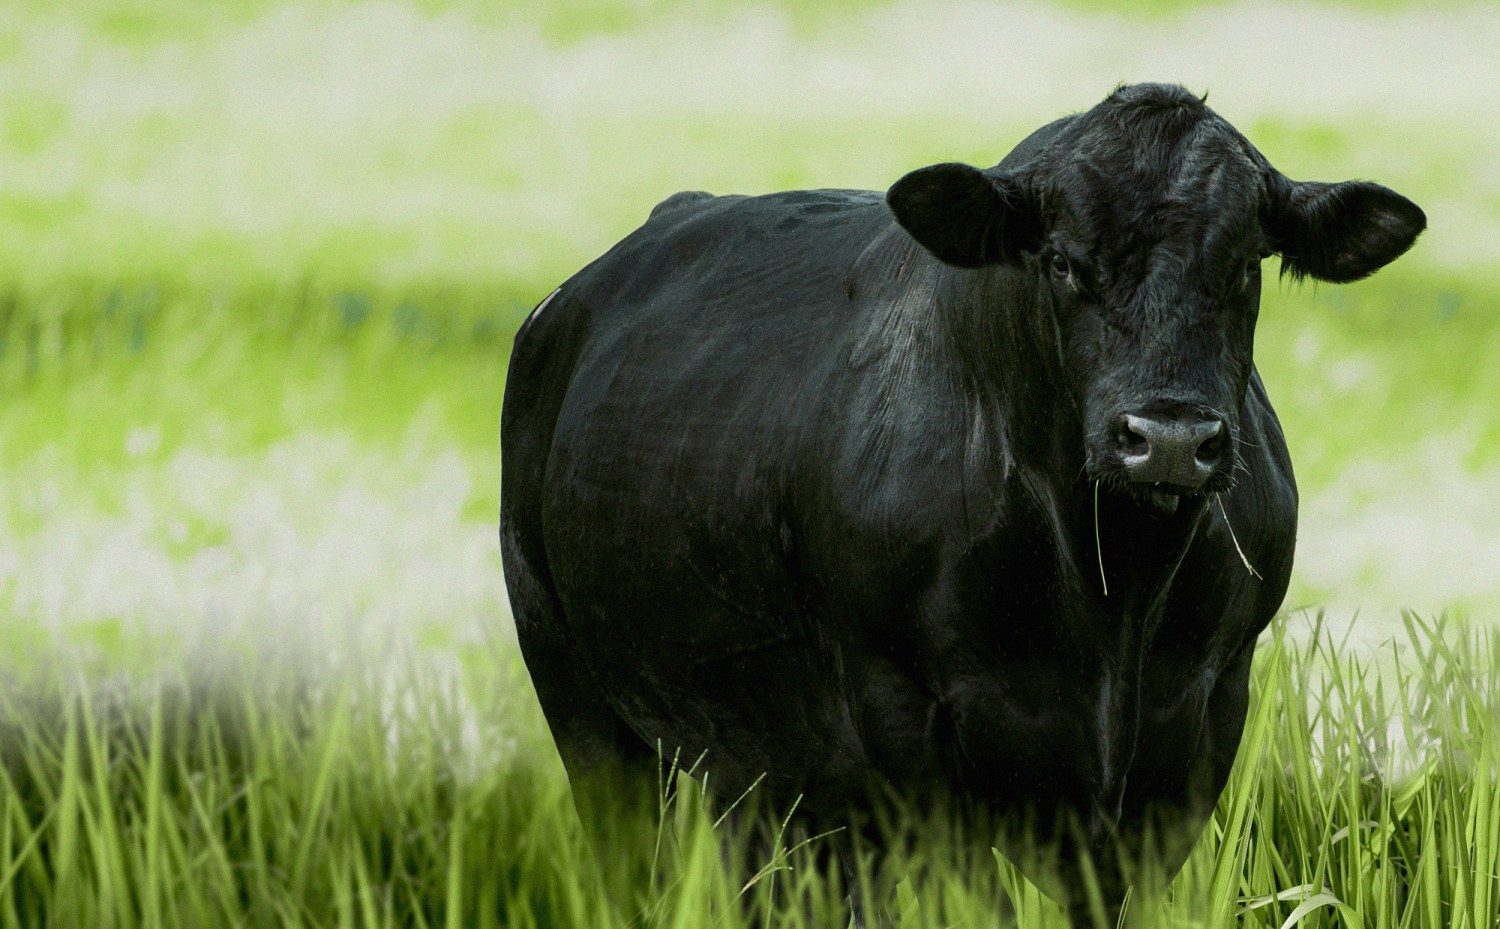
[1099, 82, 1211, 136]
[1063, 97, 1257, 189]
[1045, 113, 1265, 255]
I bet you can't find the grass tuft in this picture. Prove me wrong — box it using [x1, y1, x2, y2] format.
[0, 617, 1495, 927]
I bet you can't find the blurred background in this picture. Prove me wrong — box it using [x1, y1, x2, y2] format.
[3, 0, 1497, 670]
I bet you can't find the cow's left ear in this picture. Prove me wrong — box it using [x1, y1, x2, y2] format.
[887, 162, 1042, 268]
[1270, 178, 1426, 283]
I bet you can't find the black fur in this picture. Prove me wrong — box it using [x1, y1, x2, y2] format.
[1271, 178, 1426, 282]
[887, 163, 1042, 266]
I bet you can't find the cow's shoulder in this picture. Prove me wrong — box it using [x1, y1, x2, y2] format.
[641, 187, 886, 236]
[646, 188, 890, 268]
[648, 190, 715, 219]
[567, 188, 892, 313]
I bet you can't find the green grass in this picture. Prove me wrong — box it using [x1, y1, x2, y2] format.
[1, 616, 1496, 928]
[3, 0, 1498, 924]
[6, 0, 1474, 46]
[3, 263, 1495, 613]
[4, 0, 1497, 291]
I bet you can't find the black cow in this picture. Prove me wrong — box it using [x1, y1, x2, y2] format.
[500, 84, 1424, 920]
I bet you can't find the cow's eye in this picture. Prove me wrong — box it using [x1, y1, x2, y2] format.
[1049, 253, 1071, 279]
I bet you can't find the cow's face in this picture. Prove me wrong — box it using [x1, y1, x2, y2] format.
[888, 84, 1424, 506]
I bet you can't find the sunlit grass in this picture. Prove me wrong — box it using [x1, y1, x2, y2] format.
[2, 2, 1498, 925]
[0, 616, 1495, 928]
[4, 0, 1499, 289]
[3, 265, 1496, 624]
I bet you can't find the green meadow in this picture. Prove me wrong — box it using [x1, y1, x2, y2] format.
[2, 0, 1498, 925]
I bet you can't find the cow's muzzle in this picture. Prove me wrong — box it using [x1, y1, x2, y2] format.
[1110, 412, 1227, 491]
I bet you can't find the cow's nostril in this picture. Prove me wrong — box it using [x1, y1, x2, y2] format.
[1195, 429, 1225, 465]
[1114, 418, 1150, 458]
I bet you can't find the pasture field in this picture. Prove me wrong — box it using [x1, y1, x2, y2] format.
[0, 617, 1497, 928]
[2, 0, 1499, 925]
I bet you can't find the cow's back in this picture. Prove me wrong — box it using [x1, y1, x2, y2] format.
[501, 188, 901, 801]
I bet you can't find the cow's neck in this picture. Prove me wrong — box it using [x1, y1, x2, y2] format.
[860, 236, 1210, 604]
[928, 257, 1210, 625]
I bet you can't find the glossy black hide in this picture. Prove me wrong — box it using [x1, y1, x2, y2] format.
[500, 84, 1423, 916]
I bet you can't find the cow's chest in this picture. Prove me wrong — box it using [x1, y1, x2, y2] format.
[827, 502, 1241, 803]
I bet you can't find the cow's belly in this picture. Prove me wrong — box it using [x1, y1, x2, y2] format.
[540, 410, 873, 802]
[548, 562, 871, 801]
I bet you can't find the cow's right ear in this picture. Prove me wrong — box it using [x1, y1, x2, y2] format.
[886, 163, 1042, 268]
[1269, 177, 1426, 283]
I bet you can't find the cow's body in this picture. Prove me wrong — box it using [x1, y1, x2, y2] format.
[501, 85, 1420, 915]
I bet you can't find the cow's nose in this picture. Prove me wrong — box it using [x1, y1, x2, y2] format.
[1114, 414, 1225, 488]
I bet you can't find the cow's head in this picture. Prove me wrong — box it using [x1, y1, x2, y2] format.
[887, 83, 1424, 506]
